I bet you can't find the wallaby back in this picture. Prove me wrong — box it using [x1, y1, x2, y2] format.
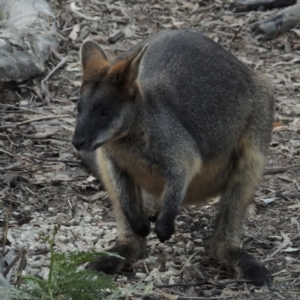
[123, 30, 273, 160]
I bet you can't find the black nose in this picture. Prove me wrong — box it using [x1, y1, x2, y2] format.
[72, 137, 85, 150]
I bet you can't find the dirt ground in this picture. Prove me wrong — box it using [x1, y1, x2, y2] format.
[1, 0, 300, 299]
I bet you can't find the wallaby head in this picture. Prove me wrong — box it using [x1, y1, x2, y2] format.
[72, 41, 147, 152]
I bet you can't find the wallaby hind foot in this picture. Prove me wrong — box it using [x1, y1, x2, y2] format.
[231, 248, 272, 286]
[210, 141, 272, 286]
[86, 240, 145, 274]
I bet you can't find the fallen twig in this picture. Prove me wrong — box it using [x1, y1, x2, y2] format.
[41, 55, 68, 102]
[155, 279, 250, 289]
[22, 133, 71, 142]
[0, 104, 49, 116]
[262, 232, 290, 262]
[34, 158, 80, 165]
[0, 148, 17, 158]
[231, 24, 243, 42]
[15, 249, 27, 287]
[2, 190, 13, 256]
[16, 114, 70, 127]
[3, 248, 27, 278]
[264, 164, 300, 175]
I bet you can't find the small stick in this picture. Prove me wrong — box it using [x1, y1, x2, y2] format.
[15, 249, 27, 287]
[41, 55, 68, 101]
[16, 114, 70, 127]
[2, 190, 13, 257]
[22, 133, 71, 142]
[264, 164, 300, 175]
[68, 197, 77, 218]
[0, 103, 49, 116]
[231, 24, 243, 42]
[179, 251, 198, 274]
[34, 158, 80, 165]
[176, 296, 237, 300]
[0, 148, 16, 158]
[3, 248, 27, 279]
[155, 279, 250, 289]
[142, 259, 149, 275]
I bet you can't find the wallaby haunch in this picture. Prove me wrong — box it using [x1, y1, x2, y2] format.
[72, 29, 274, 286]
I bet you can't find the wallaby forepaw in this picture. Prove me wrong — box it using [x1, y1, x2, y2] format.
[155, 217, 175, 242]
[238, 257, 273, 286]
[130, 216, 151, 237]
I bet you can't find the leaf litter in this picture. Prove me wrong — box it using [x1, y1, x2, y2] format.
[1, 0, 300, 299]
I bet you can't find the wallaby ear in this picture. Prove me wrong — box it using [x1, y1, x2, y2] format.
[80, 41, 110, 80]
[109, 44, 148, 86]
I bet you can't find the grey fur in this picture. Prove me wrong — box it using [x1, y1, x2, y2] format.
[73, 29, 274, 286]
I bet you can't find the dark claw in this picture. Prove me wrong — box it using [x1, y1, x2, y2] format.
[155, 216, 175, 242]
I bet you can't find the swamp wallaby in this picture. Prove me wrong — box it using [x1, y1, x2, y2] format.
[72, 29, 274, 286]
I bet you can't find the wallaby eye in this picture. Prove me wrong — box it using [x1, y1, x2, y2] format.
[101, 109, 112, 117]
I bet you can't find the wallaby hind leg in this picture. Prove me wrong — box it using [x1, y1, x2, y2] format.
[210, 140, 272, 286]
[87, 195, 146, 274]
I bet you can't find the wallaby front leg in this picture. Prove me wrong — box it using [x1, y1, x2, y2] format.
[87, 189, 147, 274]
[101, 152, 150, 237]
[155, 171, 189, 242]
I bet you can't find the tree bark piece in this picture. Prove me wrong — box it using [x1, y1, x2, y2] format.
[231, 0, 297, 12]
[0, 0, 58, 85]
[251, 3, 300, 40]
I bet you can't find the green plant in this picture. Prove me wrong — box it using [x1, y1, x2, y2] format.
[2, 226, 118, 300]
[22, 252, 117, 300]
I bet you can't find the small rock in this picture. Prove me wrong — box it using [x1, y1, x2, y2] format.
[176, 220, 185, 226]
[174, 247, 185, 254]
[28, 197, 37, 204]
[191, 231, 203, 239]
[194, 239, 203, 243]
[169, 276, 175, 284]
[83, 216, 92, 223]
[201, 217, 208, 224]
[165, 270, 180, 276]
[165, 247, 173, 253]
[95, 239, 103, 248]
[194, 247, 205, 252]
[67, 243, 76, 251]
[186, 240, 194, 252]
[56, 235, 69, 243]
[166, 261, 176, 269]
[48, 207, 57, 214]
[56, 213, 67, 221]
[135, 272, 147, 279]
[69, 219, 79, 226]
[30, 261, 42, 268]
[160, 274, 168, 281]
[23, 206, 31, 212]
[91, 229, 104, 237]
[177, 241, 185, 247]
[93, 215, 100, 222]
